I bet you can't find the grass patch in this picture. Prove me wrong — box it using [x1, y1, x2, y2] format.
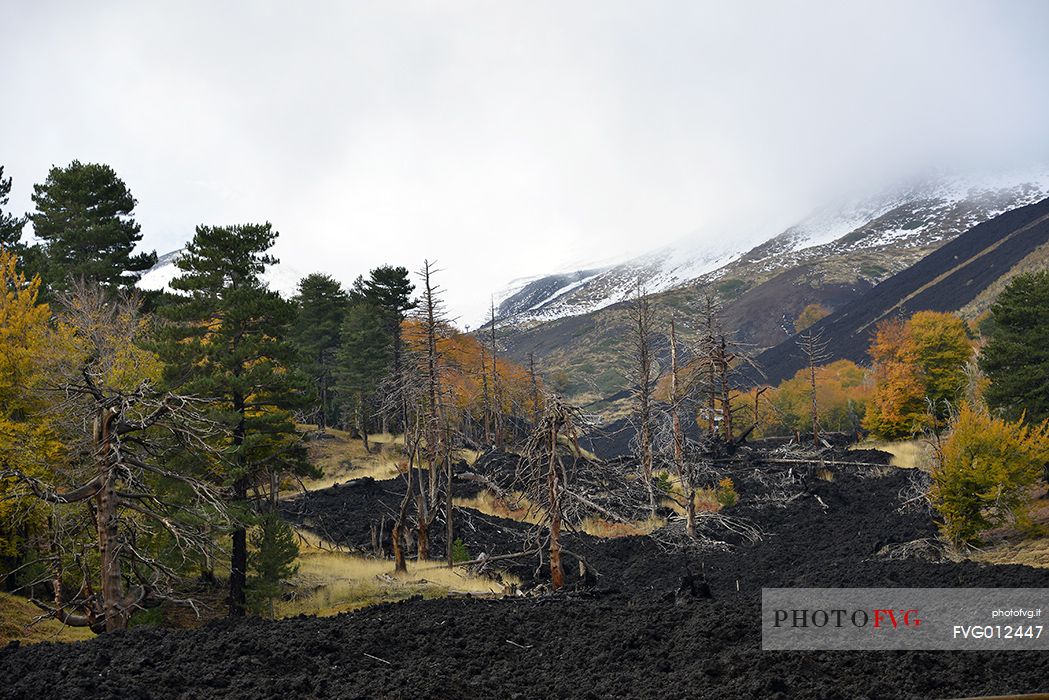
[277, 529, 515, 618]
[579, 514, 666, 538]
[454, 491, 542, 526]
[853, 438, 934, 470]
[298, 427, 405, 490]
[972, 537, 1049, 569]
[297, 427, 481, 491]
[0, 592, 95, 646]
[969, 490, 1049, 569]
[457, 490, 667, 538]
[658, 473, 727, 516]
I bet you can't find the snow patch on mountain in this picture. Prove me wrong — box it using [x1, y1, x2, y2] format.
[494, 166, 1049, 329]
[137, 249, 302, 298]
[491, 239, 744, 327]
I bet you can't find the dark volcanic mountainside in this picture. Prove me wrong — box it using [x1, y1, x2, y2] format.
[495, 173, 1049, 417]
[755, 196, 1049, 385]
[717, 264, 872, 345]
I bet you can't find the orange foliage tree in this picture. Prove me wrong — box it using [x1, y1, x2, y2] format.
[863, 312, 972, 440]
[402, 320, 537, 442]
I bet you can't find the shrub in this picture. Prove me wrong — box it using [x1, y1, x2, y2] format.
[715, 477, 738, 508]
[930, 403, 1049, 545]
[794, 303, 830, 333]
[451, 537, 470, 564]
[654, 471, 673, 494]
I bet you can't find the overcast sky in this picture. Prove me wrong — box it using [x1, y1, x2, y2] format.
[3, 1, 1048, 322]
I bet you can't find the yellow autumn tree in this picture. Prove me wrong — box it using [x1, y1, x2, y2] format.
[745, 359, 869, 437]
[794, 303, 830, 332]
[931, 403, 1049, 545]
[0, 249, 71, 557]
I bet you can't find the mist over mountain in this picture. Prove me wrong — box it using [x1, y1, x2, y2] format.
[486, 165, 1049, 414]
[489, 166, 1049, 328]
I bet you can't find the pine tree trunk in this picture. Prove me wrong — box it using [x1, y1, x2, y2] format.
[229, 476, 248, 617]
[392, 521, 406, 572]
[319, 368, 328, 430]
[357, 396, 370, 453]
[641, 419, 655, 514]
[95, 478, 122, 629]
[229, 395, 248, 617]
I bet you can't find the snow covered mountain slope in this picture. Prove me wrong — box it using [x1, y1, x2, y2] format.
[734, 170, 1049, 275]
[494, 168, 1049, 330]
[137, 249, 302, 297]
[493, 242, 744, 327]
[494, 167, 1049, 416]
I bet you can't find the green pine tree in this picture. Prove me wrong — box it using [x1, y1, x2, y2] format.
[30, 161, 156, 294]
[362, 265, 415, 431]
[246, 512, 300, 619]
[292, 273, 348, 429]
[980, 270, 1049, 424]
[335, 302, 393, 450]
[154, 222, 314, 617]
[0, 166, 27, 253]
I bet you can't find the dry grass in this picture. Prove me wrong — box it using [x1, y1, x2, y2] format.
[457, 489, 667, 538]
[454, 491, 543, 526]
[578, 514, 666, 537]
[0, 592, 95, 646]
[972, 537, 1049, 569]
[276, 529, 514, 618]
[658, 472, 724, 516]
[296, 427, 481, 491]
[297, 427, 405, 490]
[969, 490, 1049, 569]
[853, 438, 935, 470]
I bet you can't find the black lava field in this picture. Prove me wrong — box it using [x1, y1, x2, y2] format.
[4, 448, 1049, 699]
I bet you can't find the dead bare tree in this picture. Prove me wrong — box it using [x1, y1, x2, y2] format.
[694, 295, 763, 444]
[668, 317, 697, 537]
[797, 328, 830, 444]
[480, 342, 492, 444]
[630, 278, 657, 514]
[377, 362, 426, 573]
[487, 298, 504, 449]
[3, 286, 231, 633]
[414, 261, 467, 567]
[414, 261, 446, 561]
[517, 397, 589, 590]
[698, 296, 719, 435]
[528, 352, 541, 427]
